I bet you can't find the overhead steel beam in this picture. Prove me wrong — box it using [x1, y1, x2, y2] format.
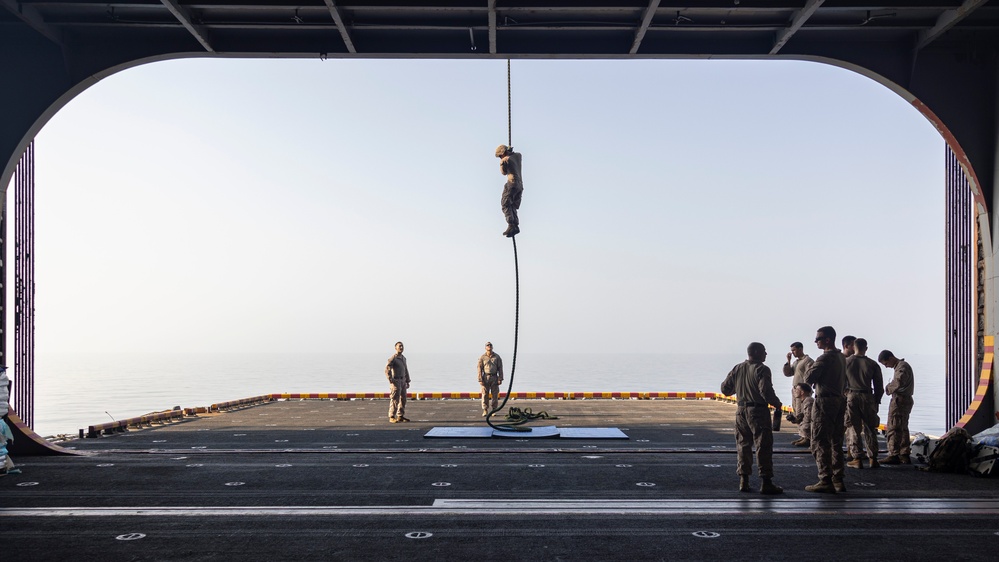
[323, 0, 357, 54]
[159, 0, 214, 52]
[488, 0, 497, 54]
[770, 0, 825, 55]
[916, 0, 987, 51]
[629, 0, 661, 55]
[0, 0, 63, 45]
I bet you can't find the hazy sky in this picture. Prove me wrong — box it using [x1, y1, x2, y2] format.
[27, 57, 943, 356]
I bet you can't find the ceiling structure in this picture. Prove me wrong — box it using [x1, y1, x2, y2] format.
[2, 1, 997, 60]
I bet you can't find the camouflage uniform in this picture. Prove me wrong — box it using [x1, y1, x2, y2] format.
[783, 354, 813, 438]
[0, 369, 15, 473]
[385, 352, 411, 420]
[498, 147, 523, 234]
[804, 348, 847, 485]
[845, 354, 885, 461]
[477, 352, 504, 414]
[794, 393, 814, 438]
[885, 359, 915, 458]
[721, 360, 782, 479]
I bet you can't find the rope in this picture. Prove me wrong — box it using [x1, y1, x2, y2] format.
[504, 407, 558, 425]
[485, 59, 549, 432]
[507, 59, 512, 147]
[486, 235, 529, 432]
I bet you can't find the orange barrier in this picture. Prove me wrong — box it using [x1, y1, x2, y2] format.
[87, 408, 187, 438]
[211, 395, 273, 411]
[956, 335, 995, 429]
[269, 391, 726, 401]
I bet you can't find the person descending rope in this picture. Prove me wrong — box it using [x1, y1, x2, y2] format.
[495, 144, 523, 237]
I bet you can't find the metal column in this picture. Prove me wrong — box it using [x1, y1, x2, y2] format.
[945, 146, 976, 430]
[11, 141, 35, 427]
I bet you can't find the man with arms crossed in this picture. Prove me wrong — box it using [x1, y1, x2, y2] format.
[803, 326, 848, 493]
[782, 342, 813, 447]
[721, 342, 783, 495]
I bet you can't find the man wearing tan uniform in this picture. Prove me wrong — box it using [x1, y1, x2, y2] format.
[477, 342, 504, 416]
[720, 342, 783, 495]
[840, 335, 859, 463]
[385, 342, 411, 423]
[803, 326, 848, 493]
[782, 342, 813, 447]
[878, 350, 915, 465]
[845, 338, 885, 469]
[495, 144, 523, 237]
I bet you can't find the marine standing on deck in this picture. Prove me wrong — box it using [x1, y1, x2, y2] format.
[878, 350, 914, 465]
[385, 342, 411, 423]
[803, 326, 848, 493]
[782, 342, 814, 447]
[840, 335, 859, 462]
[495, 144, 523, 237]
[792, 383, 814, 439]
[845, 338, 885, 469]
[720, 342, 783, 495]
[477, 342, 504, 417]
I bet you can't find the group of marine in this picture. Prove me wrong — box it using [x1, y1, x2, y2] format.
[722, 325, 915, 495]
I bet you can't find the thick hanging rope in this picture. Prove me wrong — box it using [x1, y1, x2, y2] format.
[507, 59, 512, 147]
[486, 59, 551, 432]
[486, 235, 531, 431]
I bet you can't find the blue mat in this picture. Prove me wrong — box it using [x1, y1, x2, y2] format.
[423, 426, 628, 439]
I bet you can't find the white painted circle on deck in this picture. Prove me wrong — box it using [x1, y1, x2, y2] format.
[692, 531, 720, 538]
[115, 533, 146, 541]
[406, 532, 433, 539]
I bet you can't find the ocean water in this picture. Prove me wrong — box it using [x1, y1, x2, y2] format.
[32, 352, 947, 438]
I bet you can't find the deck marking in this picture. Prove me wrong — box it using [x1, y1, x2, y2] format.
[5, 498, 999, 517]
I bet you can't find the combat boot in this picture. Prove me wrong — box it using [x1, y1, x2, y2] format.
[846, 458, 864, 469]
[833, 480, 847, 493]
[739, 476, 750, 492]
[804, 481, 836, 493]
[900, 454, 912, 464]
[868, 458, 880, 468]
[879, 455, 902, 465]
[389, 417, 399, 423]
[760, 479, 783, 495]
[794, 438, 810, 448]
[503, 224, 520, 237]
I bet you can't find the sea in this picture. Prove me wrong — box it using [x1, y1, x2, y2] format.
[32, 352, 948, 439]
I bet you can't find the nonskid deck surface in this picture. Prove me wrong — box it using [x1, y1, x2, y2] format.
[4, 399, 998, 560]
